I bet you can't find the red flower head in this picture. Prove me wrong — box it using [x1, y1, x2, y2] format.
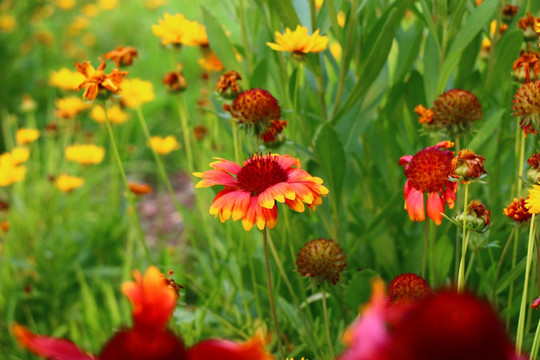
[513, 51, 540, 83]
[387, 273, 431, 306]
[504, 197, 532, 224]
[415, 90, 482, 136]
[260, 119, 287, 148]
[188, 331, 273, 360]
[399, 141, 457, 225]
[223, 89, 281, 133]
[512, 80, 540, 135]
[194, 154, 328, 231]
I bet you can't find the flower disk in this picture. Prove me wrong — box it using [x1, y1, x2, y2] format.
[404, 147, 453, 193]
[225, 89, 281, 133]
[387, 273, 431, 306]
[513, 80, 540, 135]
[429, 89, 482, 135]
[296, 238, 347, 286]
[237, 155, 288, 195]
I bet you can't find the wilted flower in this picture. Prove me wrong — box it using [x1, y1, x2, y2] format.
[90, 105, 129, 125]
[148, 135, 180, 155]
[223, 89, 281, 133]
[502, 4, 519, 24]
[16, 129, 40, 145]
[49, 68, 86, 91]
[55, 97, 91, 119]
[518, 12, 538, 42]
[120, 78, 155, 108]
[415, 89, 482, 136]
[451, 149, 487, 182]
[65, 144, 105, 165]
[387, 273, 431, 306]
[260, 119, 287, 148]
[128, 182, 153, 196]
[216, 70, 242, 99]
[163, 66, 187, 92]
[512, 80, 540, 135]
[193, 153, 328, 231]
[454, 200, 491, 232]
[526, 152, 540, 184]
[296, 238, 347, 287]
[103, 45, 138, 67]
[513, 51, 540, 83]
[13, 266, 273, 360]
[399, 141, 457, 225]
[266, 25, 329, 58]
[75, 58, 128, 101]
[55, 174, 84, 193]
[194, 125, 208, 141]
[504, 197, 532, 224]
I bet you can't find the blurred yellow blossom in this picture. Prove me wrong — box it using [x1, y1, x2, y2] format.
[55, 97, 91, 119]
[148, 135, 180, 155]
[56, 0, 75, 10]
[65, 144, 105, 165]
[337, 11, 346, 27]
[315, 0, 323, 10]
[330, 42, 342, 60]
[20, 95, 37, 113]
[82, 4, 99, 17]
[198, 51, 224, 72]
[90, 105, 129, 124]
[16, 129, 40, 145]
[55, 174, 84, 193]
[11, 148, 30, 166]
[145, 0, 168, 10]
[98, 0, 117, 10]
[152, 13, 207, 47]
[0, 14, 15, 32]
[0, 153, 26, 186]
[50, 68, 86, 91]
[68, 16, 90, 36]
[267, 25, 329, 55]
[82, 33, 96, 47]
[120, 78, 155, 108]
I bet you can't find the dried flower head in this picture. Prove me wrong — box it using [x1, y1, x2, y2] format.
[399, 141, 457, 225]
[260, 119, 287, 148]
[266, 25, 329, 58]
[296, 238, 346, 287]
[518, 12, 539, 42]
[504, 197, 532, 224]
[75, 58, 128, 101]
[224, 89, 281, 133]
[455, 200, 492, 232]
[512, 80, 540, 135]
[451, 149, 487, 182]
[527, 152, 540, 184]
[163, 66, 187, 92]
[216, 70, 242, 99]
[387, 273, 432, 306]
[194, 125, 208, 141]
[513, 51, 540, 83]
[103, 46, 138, 67]
[502, 4, 519, 24]
[416, 89, 482, 136]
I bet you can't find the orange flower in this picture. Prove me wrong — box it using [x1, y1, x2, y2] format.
[451, 149, 487, 182]
[128, 182, 153, 196]
[103, 45, 138, 67]
[163, 67, 187, 92]
[518, 12, 538, 42]
[216, 70, 242, 98]
[194, 154, 329, 231]
[513, 80, 540, 135]
[75, 58, 128, 101]
[198, 51, 224, 72]
[513, 51, 540, 83]
[414, 104, 433, 124]
[399, 141, 457, 225]
[504, 197, 532, 223]
[0, 220, 8, 232]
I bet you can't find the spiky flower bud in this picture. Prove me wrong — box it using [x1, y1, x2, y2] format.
[296, 238, 346, 287]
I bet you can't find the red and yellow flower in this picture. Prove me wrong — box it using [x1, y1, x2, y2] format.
[194, 153, 329, 231]
[399, 141, 457, 225]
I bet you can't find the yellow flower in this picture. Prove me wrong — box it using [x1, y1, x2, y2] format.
[315, 0, 323, 10]
[16, 129, 40, 145]
[55, 174, 84, 193]
[266, 25, 329, 55]
[337, 11, 346, 27]
[148, 135, 180, 155]
[98, 0, 117, 10]
[65, 144, 105, 165]
[152, 13, 207, 47]
[82, 4, 99, 17]
[120, 79, 155, 108]
[55, 97, 91, 119]
[68, 16, 90, 36]
[11, 148, 30, 165]
[90, 105, 129, 124]
[49, 68, 86, 91]
[0, 14, 16, 33]
[145, 0, 168, 10]
[330, 42, 342, 60]
[198, 51, 224, 73]
[56, 0, 75, 10]
[526, 185, 540, 214]
[0, 153, 26, 186]
[287, 358, 307, 360]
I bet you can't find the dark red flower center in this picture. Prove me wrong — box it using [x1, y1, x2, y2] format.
[406, 147, 453, 193]
[236, 155, 288, 195]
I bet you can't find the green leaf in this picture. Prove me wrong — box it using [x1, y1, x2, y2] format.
[496, 257, 526, 295]
[423, 33, 440, 104]
[250, 59, 268, 89]
[468, 109, 505, 151]
[343, 269, 379, 310]
[201, 6, 242, 72]
[267, 0, 300, 29]
[314, 123, 346, 200]
[483, 29, 522, 94]
[434, 235, 454, 284]
[437, 50, 462, 93]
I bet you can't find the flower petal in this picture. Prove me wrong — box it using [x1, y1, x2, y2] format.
[405, 187, 425, 222]
[193, 170, 237, 188]
[427, 192, 445, 225]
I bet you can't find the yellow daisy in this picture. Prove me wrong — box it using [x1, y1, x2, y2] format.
[90, 105, 129, 125]
[148, 135, 180, 155]
[65, 144, 105, 165]
[55, 174, 84, 193]
[266, 25, 329, 55]
[120, 78, 155, 109]
[526, 185, 540, 214]
[49, 68, 86, 91]
[16, 129, 40, 145]
[55, 97, 91, 119]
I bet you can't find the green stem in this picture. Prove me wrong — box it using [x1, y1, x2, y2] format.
[321, 286, 335, 358]
[176, 94, 194, 173]
[262, 227, 284, 358]
[457, 183, 469, 291]
[531, 315, 540, 359]
[232, 122, 241, 164]
[102, 100, 151, 264]
[518, 130, 526, 197]
[493, 226, 517, 301]
[516, 213, 536, 354]
[422, 219, 428, 278]
[238, 0, 252, 73]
